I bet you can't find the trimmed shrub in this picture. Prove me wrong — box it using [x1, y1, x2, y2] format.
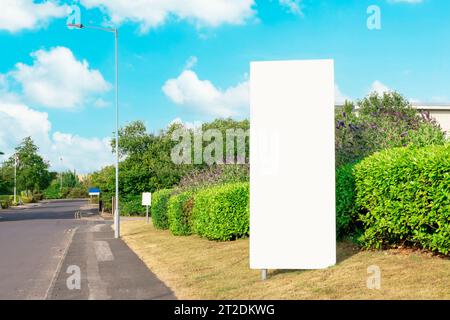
[336, 163, 358, 238]
[151, 189, 173, 229]
[168, 191, 194, 236]
[354, 144, 450, 255]
[192, 182, 249, 241]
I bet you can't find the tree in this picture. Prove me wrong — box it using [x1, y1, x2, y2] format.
[5, 137, 52, 194]
[113, 121, 153, 157]
[0, 167, 12, 194]
[43, 171, 81, 199]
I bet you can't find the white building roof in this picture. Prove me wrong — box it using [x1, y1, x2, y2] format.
[335, 103, 450, 111]
[410, 103, 450, 111]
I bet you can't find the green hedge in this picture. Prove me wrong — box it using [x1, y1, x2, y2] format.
[192, 182, 249, 241]
[354, 144, 450, 255]
[168, 191, 194, 236]
[151, 189, 173, 229]
[336, 163, 358, 238]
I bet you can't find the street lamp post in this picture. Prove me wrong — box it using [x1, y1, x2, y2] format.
[68, 23, 121, 238]
[60, 157, 63, 192]
[14, 154, 17, 204]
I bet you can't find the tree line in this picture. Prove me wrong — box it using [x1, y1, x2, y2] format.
[0, 137, 88, 202]
[91, 118, 250, 214]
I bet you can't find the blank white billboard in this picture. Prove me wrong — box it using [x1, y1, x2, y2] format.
[250, 60, 336, 270]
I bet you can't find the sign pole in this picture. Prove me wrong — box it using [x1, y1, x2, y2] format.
[142, 192, 152, 224]
[14, 155, 17, 204]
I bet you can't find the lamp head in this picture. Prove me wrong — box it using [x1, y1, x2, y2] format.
[67, 23, 84, 29]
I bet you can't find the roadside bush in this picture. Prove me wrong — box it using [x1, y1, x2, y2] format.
[20, 192, 34, 204]
[33, 193, 44, 201]
[121, 195, 146, 216]
[168, 191, 194, 236]
[354, 144, 450, 255]
[58, 187, 71, 199]
[406, 122, 448, 147]
[177, 164, 249, 192]
[0, 195, 11, 209]
[192, 182, 249, 241]
[44, 183, 60, 199]
[336, 163, 358, 238]
[67, 187, 87, 199]
[151, 189, 173, 229]
[335, 92, 446, 167]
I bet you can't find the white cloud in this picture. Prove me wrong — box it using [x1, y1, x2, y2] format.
[50, 132, 113, 173]
[12, 46, 111, 109]
[0, 74, 7, 90]
[0, 101, 52, 154]
[335, 84, 351, 105]
[93, 98, 110, 108]
[169, 118, 203, 130]
[80, 0, 256, 33]
[278, 0, 303, 15]
[0, 0, 67, 33]
[184, 56, 198, 70]
[0, 101, 113, 173]
[162, 70, 249, 118]
[370, 80, 391, 95]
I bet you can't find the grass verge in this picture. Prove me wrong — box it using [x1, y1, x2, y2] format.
[121, 220, 450, 300]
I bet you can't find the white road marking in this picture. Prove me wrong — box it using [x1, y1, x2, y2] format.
[87, 234, 110, 299]
[94, 241, 114, 262]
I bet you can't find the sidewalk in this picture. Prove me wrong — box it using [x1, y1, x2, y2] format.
[5, 202, 42, 210]
[47, 220, 176, 300]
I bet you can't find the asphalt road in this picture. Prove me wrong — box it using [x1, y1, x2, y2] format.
[0, 200, 175, 300]
[0, 200, 84, 299]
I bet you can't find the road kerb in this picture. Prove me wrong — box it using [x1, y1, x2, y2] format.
[44, 226, 78, 300]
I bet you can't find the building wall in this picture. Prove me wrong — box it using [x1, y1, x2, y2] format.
[427, 110, 450, 137]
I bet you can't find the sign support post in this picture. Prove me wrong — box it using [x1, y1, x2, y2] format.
[261, 269, 268, 281]
[142, 193, 152, 224]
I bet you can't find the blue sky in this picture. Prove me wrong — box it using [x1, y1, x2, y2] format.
[0, 0, 448, 173]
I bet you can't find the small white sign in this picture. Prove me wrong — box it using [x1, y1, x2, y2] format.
[142, 192, 152, 206]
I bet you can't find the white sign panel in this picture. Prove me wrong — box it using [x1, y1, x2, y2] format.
[142, 192, 152, 206]
[250, 60, 336, 270]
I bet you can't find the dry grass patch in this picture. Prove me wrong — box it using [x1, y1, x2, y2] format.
[121, 220, 450, 300]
